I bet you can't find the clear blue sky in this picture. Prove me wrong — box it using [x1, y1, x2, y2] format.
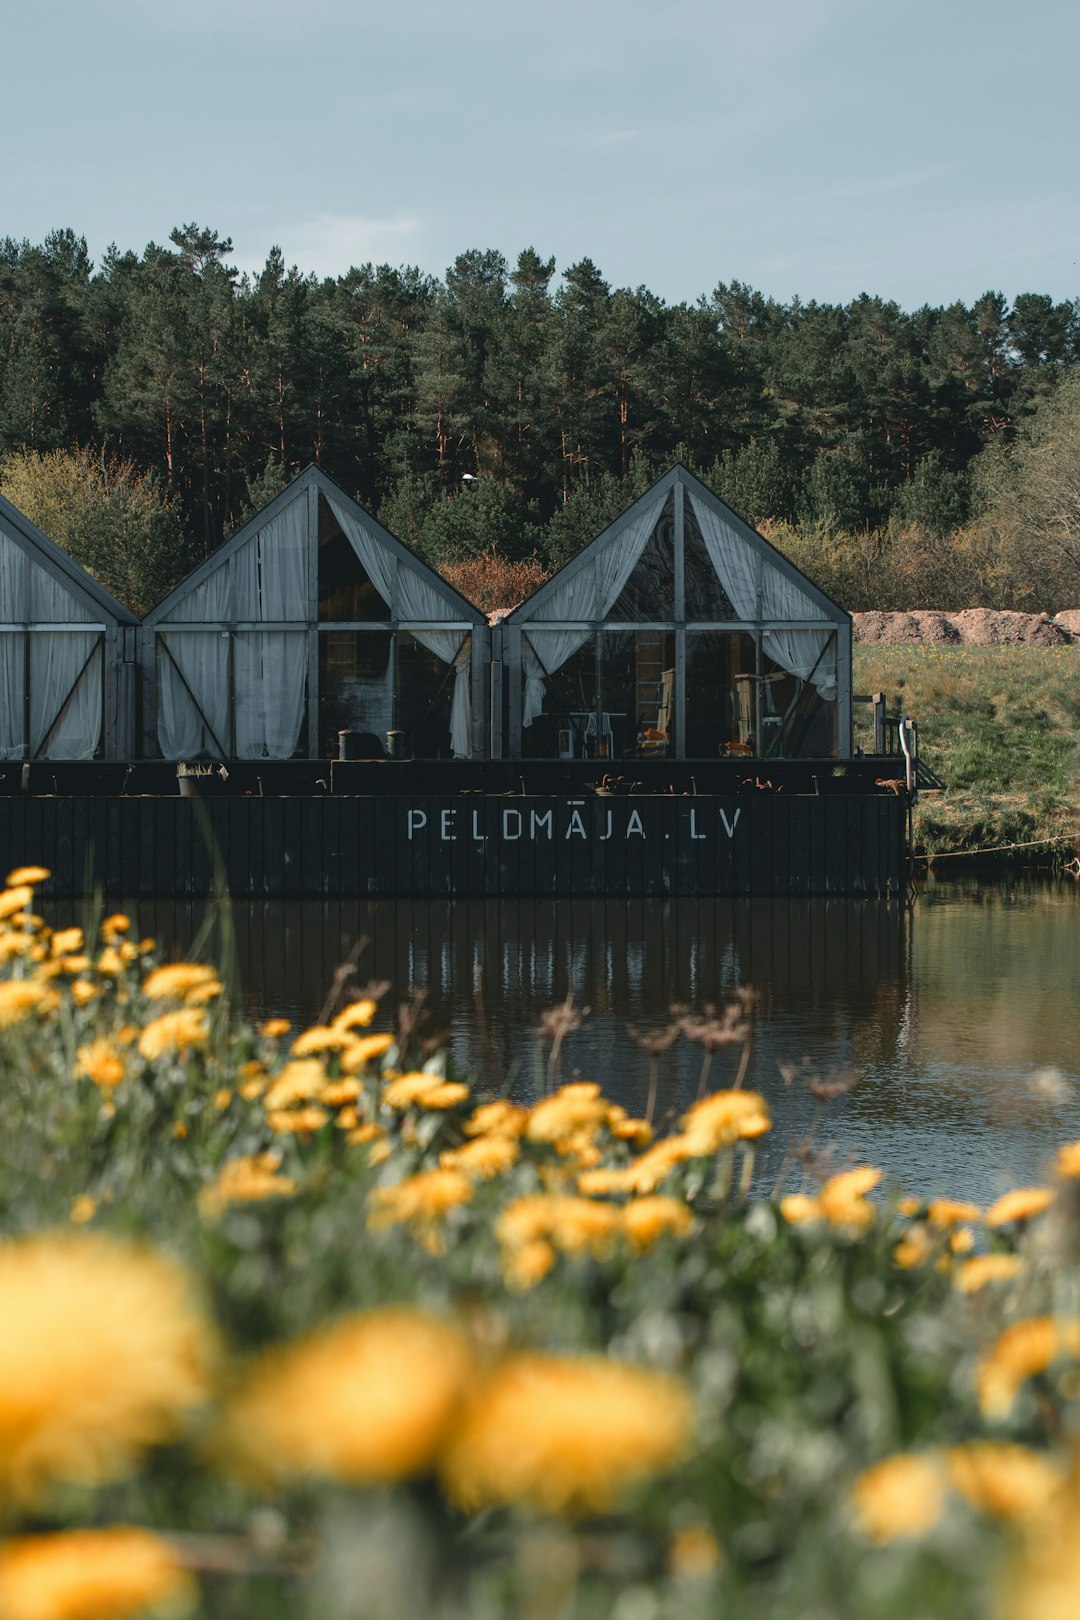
[6, 0, 1078, 311]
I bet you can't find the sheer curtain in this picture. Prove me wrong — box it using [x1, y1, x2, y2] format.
[233, 502, 308, 758]
[28, 559, 101, 760]
[327, 497, 474, 758]
[521, 494, 666, 726]
[689, 494, 835, 699]
[158, 570, 232, 758]
[0, 533, 27, 758]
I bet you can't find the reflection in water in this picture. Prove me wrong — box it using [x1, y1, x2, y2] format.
[96, 875, 1080, 1203]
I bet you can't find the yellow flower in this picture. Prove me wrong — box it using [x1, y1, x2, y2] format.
[0, 886, 35, 920]
[610, 1115, 654, 1147]
[681, 1090, 772, 1152]
[927, 1198, 982, 1228]
[212, 1088, 232, 1111]
[5, 866, 50, 887]
[780, 1194, 822, 1225]
[214, 1308, 473, 1486]
[526, 1083, 610, 1144]
[418, 1081, 471, 1110]
[369, 1169, 473, 1233]
[0, 1526, 195, 1620]
[332, 998, 378, 1030]
[321, 1077, 361, 1108]
[954, 1254, 1023, 1294]
[141, 963, 220, 1003]
[69, 1195, 96, 1226]
[669, 1524, 722, 1581]
[74, 1039, 126, 1090]
[504, 1238, 556, 1290]
[101, 912, 131, 940]
[50, 927, 84, 957]
[262, 1060, 327, 1111]
[611, 1134, 699, 1195]
[851, 1453, 946, 1543]
[290, 1024, 356, 1057]
[896, 1195, 922, 1217]
[977, 1318, 1080, 1418]
[1054, 1141, 1080, 1178]
[0, 1234, 213, 1504]
[441, 1134, 520, 1179]
[441, 1353, 693, 1515]
[623, 1197, 694, 1252]
[893, 1224, 935, 1269]
[464, 1100, 530, 1138]
[258, 1017, 291, 1038]
[0, 978, 49, 1028]
[96, 945, 126, 976]
[199, 1153, 298, 1217]
[986, 1187, 1055, 1227]
[70, 978, 99, 1007]
[266, 1106, 329, 1134]
[382, 1070, 447, 1108]
[347, 1122, 388, 1153]
[339, 1032, 395, 1073]
[137, 1009, 209, 1061]
[819, 1167, 882, 1229]
[947, 1442, 1063, 1521]
[0, 933, 35, 963]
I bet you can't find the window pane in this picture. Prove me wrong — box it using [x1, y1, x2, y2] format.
[760, 633, 838, 758]
[683, 502, 736, 619]
[521, 634, 596, 759]
[599, 630, 675, 759]
[685, 631, 756, 758]
[397, 631, 469, 760]
[318, 630, 393, 755]
[607, 497, 675, 620]
[317, 495, 391, 622]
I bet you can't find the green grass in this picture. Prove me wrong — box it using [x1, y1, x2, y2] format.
[853, 645, 1080, 861]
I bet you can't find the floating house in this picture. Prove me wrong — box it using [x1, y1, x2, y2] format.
[140, 467, 487, 762]
[498, 465, 850, 762]
[0, 492, 137, 762]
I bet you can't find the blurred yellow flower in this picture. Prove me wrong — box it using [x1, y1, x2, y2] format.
[852, 1453, 945, 1543]
[616, 1134, 698, 1195]
[780, 1194, 822, 1225]
[465, 1100, 529, 1138]
[503, 1238, 556, 1290]
[290, 1024, 356, 1057]
[0, 978, 49, 1028]
[0, 933, 35, 963]
[214, 1308, 473, 1486]
[369, 1169, 473, 1234]
[669, 1524, 722, 1580]
[332, 997, 378, 1030]
[623, 1197, 694, 1252]
[0, 885, 35, 920]
[527, 1083, 610, 1144]
[0, 1234, 213, 1504]
[320, 1077, 361, 1107]
[212, 1088, 232, 1110]
[262, 1059, 327, 1111]
[137, 1009, 209, 1061]
[497, 1194, 622, 1260]
[441, 1134, 519, 1179]
[954, 1254, 1023, 1294]
[441, 1353, 692, 1515]
[819, 1167, 882, 1228]
[340, 1031, 395, 1072]
[96, 945, 126, 976]
[418, 1081, 471, 1109]
[927, 1198, 982, 1228]
[141, 963, 220, 1003]
[258, 1017, 291, 1038]
[5, 866, 50, 887]
[50, 927, 84, 957]
[69, 1195, 96, 1226]
[266, 1106, 329, 1135]
[74, 1039, 126, 1090]
[70, 978, 99, 1007]
[382, 1070, 448, 1108]
[1054, 1141, 1080, 1177]
[199, 1153, 298, 1217]
[681, 1090, 772, 1152]
[893, 1224, 935, 1269]
[947, 1442, 1063, 1521]
[977, 1317, 1080, 1418]
[101, 912, 131, 939]
[0, 1526, 195, 1620]
[986, 1187, 1055, 1227]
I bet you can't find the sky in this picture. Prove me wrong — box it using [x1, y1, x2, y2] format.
[5, 0, 1079, 312]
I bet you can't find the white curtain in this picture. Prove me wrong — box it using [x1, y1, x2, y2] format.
[0, 533, 28, 758]
[232, 503, 308, 758]
[327, 496, 473, 758]
[158, 569, 232, 758]
[521, 494, 666, 726]
[689, 494, 836, 700]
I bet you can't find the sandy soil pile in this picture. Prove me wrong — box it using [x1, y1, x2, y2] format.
[852, 610, 1079, 646]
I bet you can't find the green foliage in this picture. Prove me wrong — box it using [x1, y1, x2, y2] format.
[0, 445, 197, 613]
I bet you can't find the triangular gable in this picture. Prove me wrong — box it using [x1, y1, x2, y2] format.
[0, 492, 138, 625]
[508, 464, 848, 626]
[145, 467, 483, 626]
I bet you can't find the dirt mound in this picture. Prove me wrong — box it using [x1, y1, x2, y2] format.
[852, 610, 1076, 646]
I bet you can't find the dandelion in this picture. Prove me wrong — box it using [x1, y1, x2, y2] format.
[101, 912, 131, 940]
[382, 1070, 448, 1108]
[141, 963, 220, 1003]
[332, 998, 378, 1031]
[262, 1059, 327, 1111]
[258, 1017, 291, 1038]
[681, 1090, 772, 1153]
[70, 978, 99, 1007]
[0, 1527, 195, 1620]
[927, 1197, 982, 1228]
[5, 866, 50, 887]
[977, 1317, 1080, 1418]
[340, 1031, 395, 1072]
[1054, 1141, 1080, 1177]
[893, 1224, 935, 1269]
[137, 1009, 209, 1061]
[986, 1187, 1055, 1226]
[290, 1024, 356, 1057]
[504, 1238, 556, 1290]
[496, 1195, 622, 1260]
[947, 1442, 1063, 1521]
[441, 1353, 693, 1515]
[212, 1088, 231, 1111]
[50, 927, 84, 957]
[266, 1106, 329, 1135]
[623, 1197, 694, 1252]
[214, 1308, 473, 1486]
[418, 1081, 471, 1110]
[0, 979, 49, 1028]
[0, 1234, 214, 1504]
[819, 1167, 882, 1229]
[464, 1100, 529, 1138]
[321, 1078, 361, 1108]
[97, 945, 127, 976]
[74, 1039, 126, 1090]
[616, 1134, 699, 1195]
[199, 1153, 298, 1217]
[851, 1453, 946, 1543]
[526, 1083, 610, 1144]
[0, 933, 35, 963]
[954, 1254, 1023, 1294]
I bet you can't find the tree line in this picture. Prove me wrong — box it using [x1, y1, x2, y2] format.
[1, 222, 1078, 612]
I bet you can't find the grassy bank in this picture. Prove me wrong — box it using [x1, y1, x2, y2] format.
[853, 645, 1080, 863]
[4, 870, 1080, 1619]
